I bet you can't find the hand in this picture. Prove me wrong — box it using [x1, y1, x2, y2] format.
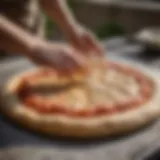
[27, 40, 87, 74]
[64, 25, 104, 56]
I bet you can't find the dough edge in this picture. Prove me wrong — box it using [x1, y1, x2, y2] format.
[1, 68, 160, 138]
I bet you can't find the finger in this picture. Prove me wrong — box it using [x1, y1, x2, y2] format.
[53, 52, 81, 75]
[71, 53, 89, 75]
[51, 57, 73, 75]
[60, 60, 76, 75]
[83, 34, 104, 56]
[70, 35, 92, 54]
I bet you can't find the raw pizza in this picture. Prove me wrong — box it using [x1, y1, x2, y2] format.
[1, 61, 160, 138]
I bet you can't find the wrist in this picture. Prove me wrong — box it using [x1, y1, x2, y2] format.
[62, 21, 79, 37]
[23, 36, 40, 56]
[56, 12, 78, 33]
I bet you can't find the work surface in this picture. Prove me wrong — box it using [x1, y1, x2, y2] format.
[0, 53, 160, 160]
[1, 37, 160, 160]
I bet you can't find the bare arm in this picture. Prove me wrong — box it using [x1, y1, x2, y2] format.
[0, 15, 86, 73]
[40, 0, 104, 55]
[0, 15, 35, 55]
[39, 0, 77, 35]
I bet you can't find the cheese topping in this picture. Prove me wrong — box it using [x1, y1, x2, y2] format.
[18, 62, 153, 116]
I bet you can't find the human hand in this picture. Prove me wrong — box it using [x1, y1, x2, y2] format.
[64, 25, 104, 56]
[27, 40, 87, 74]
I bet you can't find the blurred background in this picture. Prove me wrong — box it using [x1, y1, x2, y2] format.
[50, 0, 160, 41]
[1, 0, 160, 65]
[46, 0, 160, 40]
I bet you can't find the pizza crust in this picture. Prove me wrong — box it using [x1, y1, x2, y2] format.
[1, 66, 160, 138]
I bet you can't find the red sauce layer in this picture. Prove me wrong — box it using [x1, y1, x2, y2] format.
[18, 62, 153, 117]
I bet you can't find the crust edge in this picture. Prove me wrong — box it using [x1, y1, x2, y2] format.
[1, 68, 160, 138]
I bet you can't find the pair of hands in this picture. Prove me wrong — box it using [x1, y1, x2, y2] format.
[29, 26, 104, 74]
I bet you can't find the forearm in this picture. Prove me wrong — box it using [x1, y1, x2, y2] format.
[40, 0, 77, 34]
[0, 15, 35, 55]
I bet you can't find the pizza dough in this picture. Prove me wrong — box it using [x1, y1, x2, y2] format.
[1, 61, 160, 138]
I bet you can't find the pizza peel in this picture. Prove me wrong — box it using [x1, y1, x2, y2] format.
[0, 55, 160, 160]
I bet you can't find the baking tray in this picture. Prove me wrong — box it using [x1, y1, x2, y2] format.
[0, 56, 160, 160]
